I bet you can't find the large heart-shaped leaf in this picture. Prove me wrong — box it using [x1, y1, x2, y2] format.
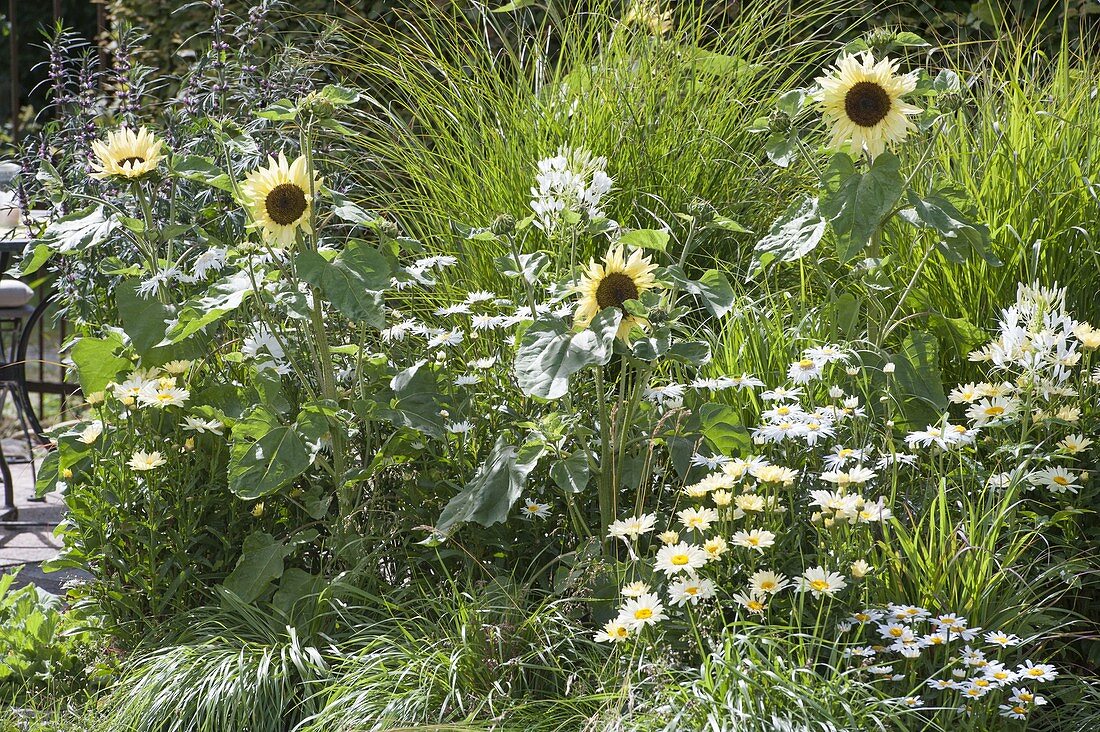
[514, 309, 621, 399]
[115, 280, 174, 356]
[222, 531, 292, 603]
[434, 437, 546, 535]
[69, 334, 130, 394]
[752, 195, 827, 270]
[229, 423, 311, 499]
[297, 240, 390, 327]
[820, 152, 904, 262]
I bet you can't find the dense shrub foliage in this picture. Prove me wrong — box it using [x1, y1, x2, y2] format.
[3, 2, 1099, 731]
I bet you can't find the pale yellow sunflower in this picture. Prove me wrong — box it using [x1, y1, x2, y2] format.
[574, 245, 659, 340]
[622, 1, 673, 36]
[90, 126, 165, 180]
[815, 51, 921, 159]
[240, 152, 321, 247]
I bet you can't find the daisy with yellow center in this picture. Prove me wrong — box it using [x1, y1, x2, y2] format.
[574, 245, 659, 340]
[91, 126, 165, 180]
[593, 619, 632, 643]
[128, 450, 166, 472]
[815, 51, 921, 159]
[748, 569, 788, 595]
[797, 566, 847, 599]
[616, 592, 666, 630]
[654, 542, 708, 576]
[240, 152, 322, 247]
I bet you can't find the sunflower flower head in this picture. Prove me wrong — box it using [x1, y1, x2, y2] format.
[574, 245, 660, 340]
[815, 51, 921, 159]
[240, 152, 322, 247]
[90, 126, 165, 180]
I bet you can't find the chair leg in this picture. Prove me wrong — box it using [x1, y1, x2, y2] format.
[0, 443, 16, 522]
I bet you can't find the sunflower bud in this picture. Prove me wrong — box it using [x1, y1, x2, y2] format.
[377, 219, 400, 241]
[491, 213, 516, 236]
[301, 91, 336, 120]
[687, 198, 716, 224]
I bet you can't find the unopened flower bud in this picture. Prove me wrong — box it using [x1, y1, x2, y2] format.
[491, 213, 516, 236]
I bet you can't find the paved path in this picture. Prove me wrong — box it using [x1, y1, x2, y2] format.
[0, 459, 77, 593]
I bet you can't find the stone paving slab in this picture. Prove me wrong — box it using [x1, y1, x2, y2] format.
[0, 460, 67, 590]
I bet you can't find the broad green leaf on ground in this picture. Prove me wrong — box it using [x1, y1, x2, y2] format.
[514, 309, 621, 399]
[699, 403, 751, 456]
[222, 531, 293, 603]
[69, 334, 129, 394]
[165, 271, 254, 343]
[115, 280, 174, 356]
[663, 266, 736, 319]
[820, 152, 904, 262]
[550, 451, 590, 494]
[297, 240, 390, 327]
[228, 420, 311, 500]
[434, 437, 546, 535]
[751, 195, 827, 271]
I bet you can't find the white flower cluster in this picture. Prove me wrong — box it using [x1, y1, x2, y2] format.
[841, 605, 1055, 721]
[530, 146, 613, 234]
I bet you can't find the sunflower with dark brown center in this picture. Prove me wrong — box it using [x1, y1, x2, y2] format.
[815, 50, 921, 159]
[575, 245, 660, 341]
[90, 127, 165, 180]
[240, 152, 322, 247]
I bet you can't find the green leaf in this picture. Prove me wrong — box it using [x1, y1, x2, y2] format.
[377, 361, 448, 438]
[495, 251, 549, 284]
[17, 243, 54, 277]
[165, 271, 253, 343]
[550, 451, 590, 494]
[330, 192, 377, 225]
[69, 334, 129, 394]
[900, 191, 1000, 266]
[820, 152, 904, 262]
[891, 331, 948, 424]
[514, 309, 621, 399]
[631, 327, 671, 361]
[39, 205, 117, 254]
[228, 424, 311, 500]
[663, 266, 736, 319]
[319, 84, 359, 106]
[831, 292, 862, 339]
[668, 340, 711, 365]
[752, 195, 827, 270]
[434, 438, 545, 537]
[698, 403, 750, 456]
[297, 240, 390, 327]
[618, 229, 670, 253]
[272, 568, 326, 616]
[765, 132, 798, 167]
[933, 69, 960, 93]
[892, 31, 931, 48]
[492, 0, 536, 11]
[173, 155, 234, 192]
[256, 99, 297, 121]
[222, 532, 292, 603]
[115, 280, 173, 356]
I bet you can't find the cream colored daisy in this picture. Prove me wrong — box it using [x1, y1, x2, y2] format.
[128, 450, 166, 472]
[574, 245, 659, 340]
[815, 51, 921, 159]
[240, 152, 322, 247]
[90, 126, 165, 180]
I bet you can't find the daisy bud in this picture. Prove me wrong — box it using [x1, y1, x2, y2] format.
[491, 213, 516, 236]
[883, 362, 895, 374]
[251, 502, 264, 517]
[62, 468, 73, 480]
[823, 516, 836, 528]
[846, 367, 860, 376]
[850, 559, 872, 578]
